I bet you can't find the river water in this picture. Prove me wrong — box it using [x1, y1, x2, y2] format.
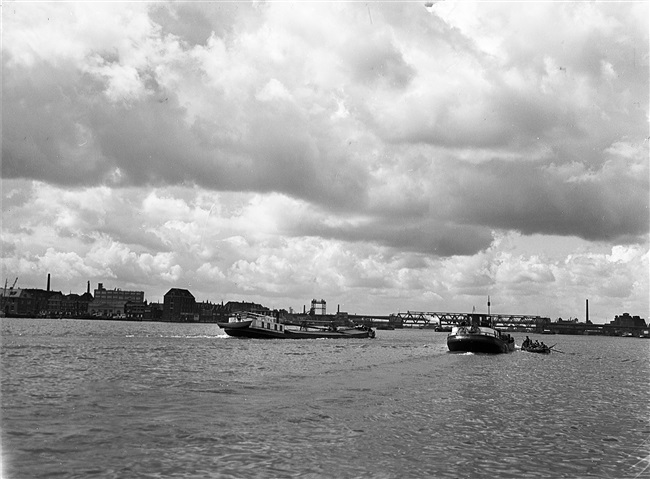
[1, 318, 649, 478]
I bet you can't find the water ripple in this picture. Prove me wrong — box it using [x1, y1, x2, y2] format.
[2, 320, 649, 478]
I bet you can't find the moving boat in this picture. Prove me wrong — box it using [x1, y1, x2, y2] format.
[521, 344, 552, 354]
[447, 313, 515, 354]
[217, 312, 375, 339]
[217, 314, 285, 339]
[521, 338, 554, 354]
[285, 325, 375, 339]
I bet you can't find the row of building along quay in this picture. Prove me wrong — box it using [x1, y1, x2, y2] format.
[1, 274, 648, 337]
[1, 274, 274, 322]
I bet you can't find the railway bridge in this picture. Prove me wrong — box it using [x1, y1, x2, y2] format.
[287, 310, 551, 332]
[385, 311, 551, 331]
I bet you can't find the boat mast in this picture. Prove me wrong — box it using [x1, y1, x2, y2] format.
[487, 296, 491, 327]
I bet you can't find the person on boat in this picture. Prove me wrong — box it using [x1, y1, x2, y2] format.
[522, 336, 531, 348]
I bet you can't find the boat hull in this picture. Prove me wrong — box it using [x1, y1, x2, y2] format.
[284, 328, 372, 339]
[447, 328, 515, 354]
[218, 322, 286, 339]
[217, 320, 374, 339]
[521, 346, 552, 354]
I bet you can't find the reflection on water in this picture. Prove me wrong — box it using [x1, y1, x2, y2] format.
[2, 319, 649, 478]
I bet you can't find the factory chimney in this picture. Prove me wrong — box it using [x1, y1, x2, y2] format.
[87, 281, 90, 294]
[586, 299, 589, 323]
[47, 274, 51, 292]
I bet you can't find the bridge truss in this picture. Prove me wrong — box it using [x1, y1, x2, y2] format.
[389, 311, 550, 329]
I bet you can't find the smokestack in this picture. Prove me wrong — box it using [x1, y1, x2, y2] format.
[87, 281, 90, 294]
[47, 274, 50, 292]
[586, 299, 589, 323]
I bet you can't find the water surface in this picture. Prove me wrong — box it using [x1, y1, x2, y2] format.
[2, 319, 649, 478]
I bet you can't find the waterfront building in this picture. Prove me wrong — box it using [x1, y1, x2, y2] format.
[1, 288, 35, 316]
[72, 292, 94, 316]
[90, 301, 125, 318]
[610, 313, 647, 328]
[196, 301, 220, 322]
[223, 300, 270, 315]
[1, 287, 60, 317]
[125, 301, 146, 320]
[143, 302, 164, 321]
[93, 283, 144, 303]
[163, 288, 196, 322]
[90, 283, 145, 318]
[556, 317, 578, 323]
[43, 292, 93, 318]
[47, 292, 65, 316]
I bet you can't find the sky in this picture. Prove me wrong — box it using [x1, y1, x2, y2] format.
[1, 1, 648, 323]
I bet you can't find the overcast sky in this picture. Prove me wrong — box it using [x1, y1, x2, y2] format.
[2, 1, 648, 322]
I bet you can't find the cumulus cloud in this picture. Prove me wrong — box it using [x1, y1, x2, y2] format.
[4, 1, 647, 245]
[1, 2, 648, 319]
[2, 179, 646, 319]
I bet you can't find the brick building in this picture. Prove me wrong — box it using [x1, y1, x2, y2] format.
[163, 288, 196, 322]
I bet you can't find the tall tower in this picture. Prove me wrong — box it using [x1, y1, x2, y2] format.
[311, 299, 326, 315]
[586, 299, 589, 323]
[47, 273, 51, 292]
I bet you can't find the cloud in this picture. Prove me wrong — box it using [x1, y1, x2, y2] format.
[4, 1, 647, 247]
[1, 2, 648, 320]
[1, 179, 647, 319]
[447, 145, 648, 242]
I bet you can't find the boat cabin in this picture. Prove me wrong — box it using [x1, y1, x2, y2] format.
[470, 313, 493, 328]
[252, 316, 284, 333]
[227, 312, 285, 333]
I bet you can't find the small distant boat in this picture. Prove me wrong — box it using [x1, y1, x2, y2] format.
[447, 313, 515, 354]
[521, 337, 555, 354]
[217, 312, 375, 339]
[521, 344, 552, 354]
